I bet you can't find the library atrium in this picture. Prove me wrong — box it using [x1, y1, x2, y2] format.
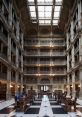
[0, 0, 82, 116]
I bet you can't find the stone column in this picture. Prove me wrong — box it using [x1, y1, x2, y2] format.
[79, 67, 82, 99]
[78, 0, 81, 27]
[9, 1, 12, 26]
[15, 47, 19, 95]
[72, 72, 76, 98]
[6, 68, 11, 99]
[71, 20, 74, 42]
[8, 35, 11, 62]
[67, 75, 70, 96]
[20, 74, 23, 93]
[79, 34, 82, 62]
[66, 33, 69, 50]
[15, 72, 18, 95]
[79, 34, 82, 98]
[7, 34, 11, 99]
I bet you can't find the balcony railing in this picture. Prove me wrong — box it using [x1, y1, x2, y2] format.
[11, 61, 16, 67]
[24, 41, 65, 47]
[11, 76, 15, 82]
[24, 41, 39, 46]
[52, 61, 66, 65]
[11, 46, 16, 54]
[0, 31, 8, 44]
[24, 60, 66, 65]
[24, 70, 38, 74]
[75, 77, 79, 82]
[40, 71, 50, 74]
[24, 70, 66, 75]
[0, 53, 8, 61]
[24, 51, 66, 56]
[74, 46, 79, 54]
[52, 52, 66, 56]
[51, 70, 66, 74]
[53, 80, 64, 83]
[0, 72, 7, 80]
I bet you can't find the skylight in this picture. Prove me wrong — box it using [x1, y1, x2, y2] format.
[27, 0, 63, 25]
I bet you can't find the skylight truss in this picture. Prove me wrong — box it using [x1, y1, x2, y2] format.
[27, 0, 63, 25]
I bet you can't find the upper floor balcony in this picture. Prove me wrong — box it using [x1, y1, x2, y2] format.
[24, 60, 66, 66]
[24, 51, 66, 57]
[24, 41, 65, 47]
[24, 70, 66, 76]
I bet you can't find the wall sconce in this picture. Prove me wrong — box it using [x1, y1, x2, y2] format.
[66, 85, 69, 88]
[71, 85, 73, 88]
[78, 84, 81, 88]
[17, 85, 20, 88]
[10, 84, 13, 88]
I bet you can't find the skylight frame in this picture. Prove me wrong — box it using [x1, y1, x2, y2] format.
[27, 0, 63, 25]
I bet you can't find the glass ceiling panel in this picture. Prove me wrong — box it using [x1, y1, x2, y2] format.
[37, 0, 53, 3]
[53, 20, 58, 24]
[29, 6, 35, 12]
[54, 6, 61, 12]
[37, 0, 44, 3]
[39, 20, 44, 23]
[45, 0, 53, 2]
[45, 12, 51, 17]
[38, 6, 45, 12]
[28, 0, 34, 2]
[54, 12, 60, 18]
[30, 12, 36, 18]
[38, 12, 45, 17]
[45, 20, 51, 23]
[45, 6, 52, 12]
[55, 0, 62, 2]
[27, 0, 63, 25]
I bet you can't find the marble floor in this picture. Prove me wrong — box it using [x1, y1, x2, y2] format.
[0, 97, 77, 117]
